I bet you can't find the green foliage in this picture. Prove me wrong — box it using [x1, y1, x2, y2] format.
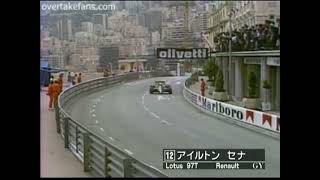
[203, 57, 218, 81]
[191, 72, 199, 82]
[248, 72, 259, 98]
[262, 80, 271, 89]
[215, 69, 225, 92]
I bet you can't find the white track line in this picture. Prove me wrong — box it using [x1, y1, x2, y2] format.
[150, 112, 160, 119]
[160, 120, 171, 126]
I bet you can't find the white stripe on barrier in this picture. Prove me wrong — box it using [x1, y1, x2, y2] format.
[124, 149, 133, 155]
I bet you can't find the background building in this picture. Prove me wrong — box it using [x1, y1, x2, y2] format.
[70, 32, 99, 72]
[191, 12, 208, 33]
[144, 8, 163, 32]
[215, 51, 280, 111]
[41, 37, 65, 69]
[92, 14, 108, 30]
[81, 22, 94, 33]
[57, 16, 73, 41]
[233, 1, 280, 29]
[98, 46, 119, 73]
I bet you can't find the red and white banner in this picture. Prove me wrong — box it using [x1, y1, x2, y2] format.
[193, 92, 280, 133]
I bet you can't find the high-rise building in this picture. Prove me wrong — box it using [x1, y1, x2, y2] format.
[41, 37, 65, 68]
[125, 1, 143, 15]
[81, 22, 94, 33]
[144, 8, 163, 32]
[151, 31, 161, 45]
[71, 32, 99, 72]
[142, 1, 152, 10]
[94, 24, 105, 36]
[57, 17, 72, 41]
[117, 1, 126, 10]
[93, 14, 108, 30]
[137, 14, 146, 27]
[98, 46, 119, 71]
[191, 12, 208, 33]
[162, 19, 199, 48]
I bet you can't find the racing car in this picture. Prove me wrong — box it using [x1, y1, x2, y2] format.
[149, 81, 172, 94]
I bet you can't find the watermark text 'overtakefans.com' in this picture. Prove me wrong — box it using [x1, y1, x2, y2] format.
[41, 2, 116, 11]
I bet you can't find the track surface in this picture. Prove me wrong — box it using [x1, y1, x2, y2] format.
[67, 77, 280, 177]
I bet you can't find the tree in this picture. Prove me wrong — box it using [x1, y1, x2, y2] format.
[215, 69, 225, 92]
[184, 61, 192, 72]
[248, 72, 259, 98]
[203, 57, 218, 82]
[262, 80, 271, 89]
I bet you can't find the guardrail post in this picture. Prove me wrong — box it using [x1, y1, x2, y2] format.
[75, 126, 79, 153]
[55, 105, 61, 134]
[123, 158, 136, 177]
[104, 147, 112, 177]
[64, 117, 69, 148]
[83, 133, 91, 172]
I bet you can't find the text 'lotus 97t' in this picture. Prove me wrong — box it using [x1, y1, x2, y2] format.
[149, 81, 172, 94]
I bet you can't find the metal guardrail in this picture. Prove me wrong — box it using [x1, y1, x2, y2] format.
[56, 72, 169, 177]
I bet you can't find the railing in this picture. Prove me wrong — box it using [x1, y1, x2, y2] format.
[56, 72, 169, 177]
[183, 78, 280, 135]
[213, 50, 280, 57]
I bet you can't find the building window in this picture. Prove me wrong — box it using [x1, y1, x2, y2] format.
[268, 2, 277, 7]
[269, 15, 274, 20]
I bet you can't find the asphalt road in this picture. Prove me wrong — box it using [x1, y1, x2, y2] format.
[66, 76, 280, 177]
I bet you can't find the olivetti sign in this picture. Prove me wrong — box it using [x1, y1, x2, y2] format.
[157, 48, 208, 59]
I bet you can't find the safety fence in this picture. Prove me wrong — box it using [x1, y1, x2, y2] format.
[183, 78, 280, 134]
[56, 72, 169, 177]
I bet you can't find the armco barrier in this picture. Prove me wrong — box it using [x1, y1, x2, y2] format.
[56, 72, 169, 177]
[183, 79, 280, 135]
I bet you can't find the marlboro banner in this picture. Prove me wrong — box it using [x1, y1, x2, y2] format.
[184, 83, 280, 133]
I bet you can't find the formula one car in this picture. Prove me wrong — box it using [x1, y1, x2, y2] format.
[149, 81, 172, 94]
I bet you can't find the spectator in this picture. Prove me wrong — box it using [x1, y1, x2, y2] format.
[103, 69, 108, 77]
[52, 80, 60, 109]
[72, 74, 77, 85]
[77, 73, 82, 83]
[47, 79, 60, 110]
[67, 72, 71, 83]
[57, 73, 63, 93]
[50, 75, 54, 83]
[200, 78, 206, 96]
[214, 19, 280, 52]
[47, 80, 54, 110]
